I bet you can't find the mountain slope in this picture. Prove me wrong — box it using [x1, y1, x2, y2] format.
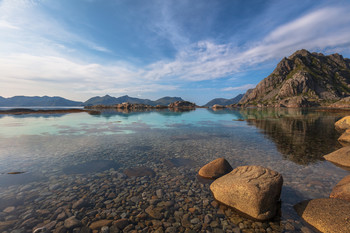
[204, 94, 244, 107]
[239, 49, 350, 107]
[0, 96, 82, 107]
[84, 95, 184, 106]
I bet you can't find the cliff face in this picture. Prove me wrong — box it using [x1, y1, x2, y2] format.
[239, 49, 350, 107]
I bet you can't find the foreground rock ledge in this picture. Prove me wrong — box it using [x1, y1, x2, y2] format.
[335, 116, 350, 130]
[210, 165, 283, 220]
[330, 175, 350, 201]
[294, 198, 350, 233]
[198, 158, 233, 179]
[324, 146, 350, 167]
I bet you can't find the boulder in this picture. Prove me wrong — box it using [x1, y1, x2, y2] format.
[330, 175, 350, 201]
[324, 146, 350, 167]
[338, 129, 350, 143]
[210, 166, 283, 220]
[198, 158, 233, 179]
[335, 116, 350, 130]
[294, 198, 350, 233]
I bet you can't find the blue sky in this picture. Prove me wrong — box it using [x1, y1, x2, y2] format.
[1, 0, 350, 105]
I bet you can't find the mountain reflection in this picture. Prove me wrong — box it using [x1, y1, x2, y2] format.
[239, 108, 346, 165]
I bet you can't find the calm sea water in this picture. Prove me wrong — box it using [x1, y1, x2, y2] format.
[0, 108, 349, 232]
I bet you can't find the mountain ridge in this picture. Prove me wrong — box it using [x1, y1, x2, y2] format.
[0, 96, 83, 107]
[239, 49, 350, 107]
[203, 94, 244, 107]
[83, 95, 184, 106]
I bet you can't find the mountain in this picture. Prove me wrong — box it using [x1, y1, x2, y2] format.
[239, 49, 350, 107]
[204, 94, 244, 107]
[154, 96, 183, 105]
[84, 95, 184, 106]
[0, 96, 83, 107]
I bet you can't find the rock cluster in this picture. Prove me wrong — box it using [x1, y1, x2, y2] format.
[296, 117, 350, 231]
[199, 159, 283, 221]
[168, 101, 196, 109]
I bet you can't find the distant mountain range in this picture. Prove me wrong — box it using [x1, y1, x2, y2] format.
[239, 49, 350, 107]
[84, 95, 184, 106]
[0, 95, 185, 107]
[0, 96, 83, 107]
[203, 94, 244, 107]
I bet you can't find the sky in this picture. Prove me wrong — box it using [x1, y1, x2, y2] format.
[1, 0, 350, 105]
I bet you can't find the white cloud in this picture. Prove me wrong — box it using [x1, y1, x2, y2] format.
[221, 84, 256, 92]
[1, 2, 350, 100]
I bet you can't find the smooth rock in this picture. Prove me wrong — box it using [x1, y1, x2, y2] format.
[145, 206, 163, 219]
[114, 219, 129, 229]
[72, 197, 89, 209]
[210, 165, 283, 220]
[198, 158, 233, 179]
[89, 219, 113, 230]
[330, 174, 350, 201]
[3, 206, 15, 213]
[324, 146, 350, 167]
[335, 116, 350, 130]
[294, 198, 350, 233]
[64, 216, 81, 229]
[338, 129, 350, 143]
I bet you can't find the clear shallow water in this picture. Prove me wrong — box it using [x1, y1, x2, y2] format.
[0, 108, 349, 232]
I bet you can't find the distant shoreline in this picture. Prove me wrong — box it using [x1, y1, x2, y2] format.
[0, 108, 91, 115]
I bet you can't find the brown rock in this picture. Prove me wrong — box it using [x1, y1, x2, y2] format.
[113, 218, 129, 229]
[338, 129, 350, 143]
[64, 216, 81, 229]
[335, 116, 350, 130]
[198, 158, 233, 179]
[294, 198, 350, 233]
[145, 206, 163, 219]
[330, 175, 350, 201]
[324, 146, 350, 167]
[89, 219, 113, 230]
[210, 165, 283, 220]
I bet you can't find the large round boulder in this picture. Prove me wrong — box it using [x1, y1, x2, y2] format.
[330, 175, 350, 201]
[335, 116, 350, 130]
[294, 198, 350, 233]
[324, 146, 350, 167]
[198, 158, 233, 179]
[210, 166, 283, 220]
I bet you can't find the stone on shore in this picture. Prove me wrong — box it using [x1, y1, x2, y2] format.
[335, 116, 350, 130]
[324, 146, 350, 167]
[338, 129, 350, 143]
[330, 175, 350, 201]
[210, 166, 283, 220]
[294, 198, 350, 233]
[198, 158, 233, 179]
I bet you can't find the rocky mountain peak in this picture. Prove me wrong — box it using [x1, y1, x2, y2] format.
[239, 49, 350, 107]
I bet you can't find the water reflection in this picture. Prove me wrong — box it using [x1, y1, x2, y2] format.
[239, 108, 346, 164]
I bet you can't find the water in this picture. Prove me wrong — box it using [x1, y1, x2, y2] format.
[0, 108, 349, 232]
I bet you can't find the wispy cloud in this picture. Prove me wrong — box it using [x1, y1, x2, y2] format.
[0, 1, 350, 102]
[221, 84, 256, 92]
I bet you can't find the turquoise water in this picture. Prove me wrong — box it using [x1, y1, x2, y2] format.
[0, 108, 349, 232]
